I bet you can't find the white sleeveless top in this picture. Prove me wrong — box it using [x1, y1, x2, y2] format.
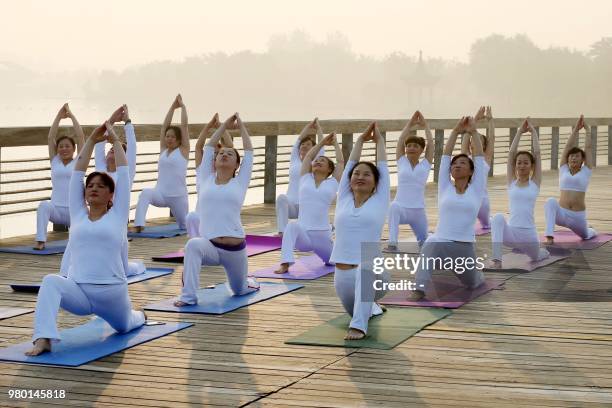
[50, 155, 76, 207]
[508, 180, 539, 228]
[393, 156, 430, 209]
[156, 148, 188, 197]
[297, 173, 338, 230]
[559, 164, 591, 192]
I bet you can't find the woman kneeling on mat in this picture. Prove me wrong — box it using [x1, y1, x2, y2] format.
[34, 103, 85, 250]
[544, 115, 597, 243]
[491, 118, 549, 268]
[175, 113, 258, 306]
[26, 122, 146, 356]
[329, 122, 390, 340]
[275, 131, 344, 274]
[411, 117, 487, 301]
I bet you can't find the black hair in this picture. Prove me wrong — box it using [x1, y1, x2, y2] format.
[450, 153, 475, 183]
[348, 161, 380, 191]
[404, 136, 426, 149]
[55, 135, 76, 149]
[299, 136, 316, 148]
[515, 150, 536, 166]
[166, 125, 182, 143]
[85, 171, 115, 209]
[566, 146, 585, 161]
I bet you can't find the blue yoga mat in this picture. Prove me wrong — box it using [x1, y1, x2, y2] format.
[0, 307, 33, 320]
[145, 282, 303, 314]
[0, 318, 193, 367]
[9, 268, 174, 294]
[0, 240, 69, 255]
[128, 224, 186, 239]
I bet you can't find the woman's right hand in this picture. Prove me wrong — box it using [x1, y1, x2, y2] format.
[104, 121, 120, 143]
[359, 122, 376, 142]
[224, 113, 239, 129]
[451, 116, 467, 135]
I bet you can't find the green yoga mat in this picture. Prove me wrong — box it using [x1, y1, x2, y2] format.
[286, 307, 451, 350]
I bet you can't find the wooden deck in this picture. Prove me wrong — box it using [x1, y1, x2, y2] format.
[1, 167, 611, 407]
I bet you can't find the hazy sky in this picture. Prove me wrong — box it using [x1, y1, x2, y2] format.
[3, 0, 611, 72]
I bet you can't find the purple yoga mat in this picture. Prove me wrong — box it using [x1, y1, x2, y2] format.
[540, 231, 612, 250]
[484, 248, 571, 272]
[380, 277, 504, 309]
[152, 234, 282, 263]
[249, 255, 334, 280]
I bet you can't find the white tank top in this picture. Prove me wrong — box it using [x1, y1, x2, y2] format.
[156, 148, 188, 197]
[559, 164, 591, 192]
[393, 156, 430, 209]
[50, 155, 75, 207]
[508, 180, 539, 228]
[297, 173, 338, 230]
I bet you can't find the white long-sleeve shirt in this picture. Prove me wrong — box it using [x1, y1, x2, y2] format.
[94, 122, 137, 187]
[67, 166, 130, 284]
[286, 138, 324, 204]
[393, 156, 431, 209]
[156, 148, 188, 197]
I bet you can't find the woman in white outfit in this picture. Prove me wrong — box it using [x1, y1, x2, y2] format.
[26, 121, 146, 356]
[186, 113, 234, 238]
[60, 105, 144, 277]
[175, 113, 259, 307]
[387, 111, 434, 249]
[491, 118, 549, 268]
[544, 115, 597, 243]
[330, 122, 390, 341]
[133, 94, 190, 232]
[34, 103, 85, 250]
[412, 117, 487, 301]
[276, 118, 324, 235]
[275, 131, 344, 274]
[461, 106, 495, 230]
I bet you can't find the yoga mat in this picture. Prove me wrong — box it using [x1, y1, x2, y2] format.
[0, 307, 33, 320]
[380, 277, 504, 309]
[0, 240, 68, 255]
[9, 268, 174, 294]
[128, 224, 186, 239]
[540, 230, 612, 250]
[145, 282, 303, 314]
[249, 255, 334, 280]
[151, 234, 283, 263]
[484, 248, 571, 273]
[0, 318, 193, 367]
[285, 308, 451, 349]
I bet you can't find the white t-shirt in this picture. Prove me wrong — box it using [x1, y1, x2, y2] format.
[50, 155, 76, 207]
[393, 156, 431, 209]
[156, 148, 188, 197]
[286, 138, 324, 204]
[508, 180, 539, 228]
[297, 173, 338, 230]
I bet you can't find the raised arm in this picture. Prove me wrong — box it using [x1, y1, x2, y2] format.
[235, 114, 253, 188]
[105, 122, 130, 219]
[65, 104, 85, 153]
[484, 106, 495, 165]
[300, 133, 334, 176]
[349, 122, 374, 162]
[195, 113, 220, 169]
[291, 119, 317, 162]
[465, 117, 484, 157]
[75, 124, 106, 172]
[47, 104, 67, 159]
[373, 123, 387, 163]
[396, 112, 419, 161]
[583, 119, 594, 169]
[417, 112, 434, 163]
[123, 107, 137, 183]
[528, 120, 542, 186]
[160, 95, 180, 152]
[561, 115, 583, 167]
[331, 134, 344, 181]
[507, 121, 525, 184]
[444, 117, 467, 156]
[176, 94, 190, 159]
[236, 113, 253, 151]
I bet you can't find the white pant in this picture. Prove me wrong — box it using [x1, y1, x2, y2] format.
[186, 211, 201, 238]
[32, 274, 145, 342]
[478, 195, 491, 229]
[491, 214, 549, 261]
[387, 202, 429, 245]
[544, 198, 597, 239]
[276, 194, 299, 233]
[36, 201, 70, 242]
[280, 223, 333, 265]
[415, 236, 485, 292]
[60, 238, 144, 278]
[134, 188, 188, 229]
[180, 238, 259, 304]
[334, 266, 388, 334]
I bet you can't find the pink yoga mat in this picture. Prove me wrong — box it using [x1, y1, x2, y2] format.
[484, 248, 571, 272]
[539, 231, 612, 250]
[249, 255, 334, 280]
[152, 234, 282, 262]
[380, 277, 504, 309]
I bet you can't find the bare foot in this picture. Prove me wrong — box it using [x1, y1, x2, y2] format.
[275, 263, 290, 274]
[25, 338, 51, 356]
[344, 328, 366, 340]
[491, 259, 502, 269]
[173, 300, 192, 307]
[33, 241, 45, 250]
[545, 236, 554, 245]
[407, 290, 425, 301]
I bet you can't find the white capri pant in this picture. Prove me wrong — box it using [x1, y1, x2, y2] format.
[180, 238, 259, 305]
[276, 194, 299, 233]
[491, 213, 548, 261]
[334, 266, 389, 334]
[36, 201, 70, 242]
[186, 211, 201, 238]
[477, 194, 491, 229]
[387, 202, 429, 245]
[280, 222, 333, 265]
[414, 236, 485, 293]
[60, 239, 144, 278]
[32, 274, 145, 342]
[544, 198, 597, 239]
[134, 188, 188, 229]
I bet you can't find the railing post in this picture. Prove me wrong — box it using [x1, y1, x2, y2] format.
[533, 126, 540, 153]
[433, 129, 444, 183]
[590, 125, 598, 168]
[551, 127, 559, 170]
[263, 134, 278, 204]
[341, 133, 353, 163]
[608, 125, 612, 165]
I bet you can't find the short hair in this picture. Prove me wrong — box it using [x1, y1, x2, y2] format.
[56, 135, 76, 149]
[566, 146, 585, 161]
[320, 156, 335, 177]
[515, 150, 535, 166]
[404, 136, 426, 149]
[348, 161, 380, 187]
[85, 171, 116, 209]
[299, 136, 316, 148]
[450, 153, 474, 183]
[166, 125, 182, 143]
[216, 147, 242, 178]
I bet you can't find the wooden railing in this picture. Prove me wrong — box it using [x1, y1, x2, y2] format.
[1, 118, 611, 217]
